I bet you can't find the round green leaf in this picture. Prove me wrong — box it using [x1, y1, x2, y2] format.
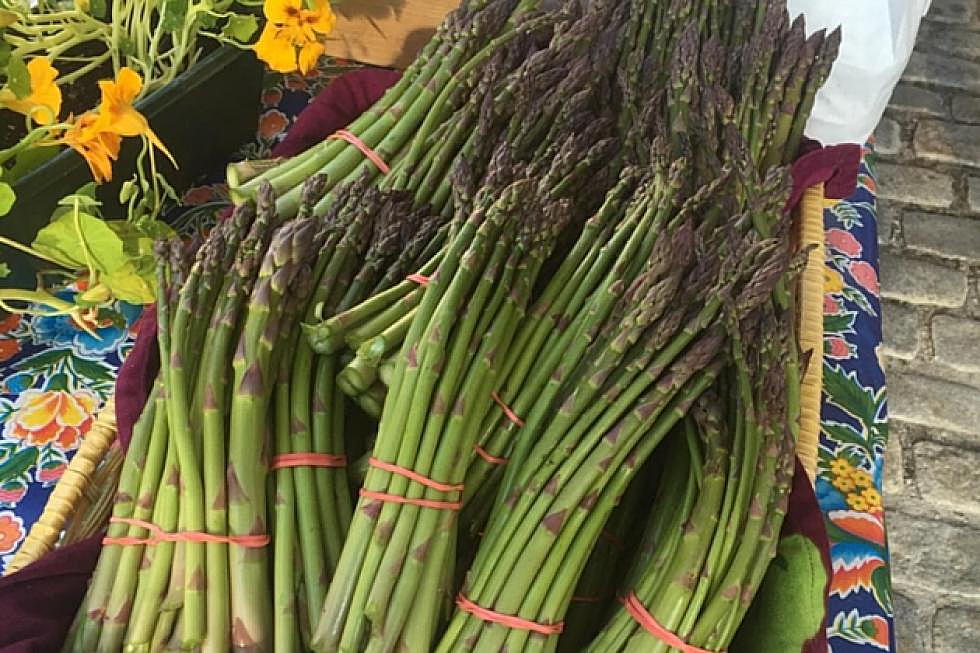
[0, 181, 15, 216]
[6, 54, 30, 99]
[222, 14, 259, 43]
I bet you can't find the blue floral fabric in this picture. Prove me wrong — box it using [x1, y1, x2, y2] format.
[816, 148, 894, 652]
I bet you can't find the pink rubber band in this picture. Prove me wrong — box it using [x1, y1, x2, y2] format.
[102, 517, 269, 548]
[359, 489, 462, 511]
[271, 453, 348, 470]
[328, 129, 390, 174]
[621, 592, 722, 653]
[456, 593, 564, 635]
[368, 457, 464, 493]
[492, 392, 525, 428]
[407, 273, 431, 286]
[474, 444, 508, 465]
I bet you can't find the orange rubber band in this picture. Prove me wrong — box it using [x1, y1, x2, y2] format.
[368, 457, 464, 493]
[474, 444, 508, 465]
[621, 592, 722, 653]
[102, 517, 269, 548]
[271, 453, 348, 470]
[492, 392, 525, 428]
[407, 273, 431, 286]
[328, 129, 391, 174]
[456, 594, 564, 635]
[359, 489, 462, 511]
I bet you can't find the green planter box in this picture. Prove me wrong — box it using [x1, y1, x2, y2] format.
[0, 46, 263, 289]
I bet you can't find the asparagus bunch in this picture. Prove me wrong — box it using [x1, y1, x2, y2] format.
[587, 300, 799, 653]
[62, 1, 842, 651]
[229, 0, 558, 217]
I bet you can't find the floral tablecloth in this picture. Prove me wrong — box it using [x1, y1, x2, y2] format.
[0, 63, 895, 652]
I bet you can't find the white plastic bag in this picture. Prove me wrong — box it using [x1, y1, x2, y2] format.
[786, 0, 932, 145]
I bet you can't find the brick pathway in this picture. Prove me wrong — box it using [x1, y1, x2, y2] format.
[873, 0, 980, 650]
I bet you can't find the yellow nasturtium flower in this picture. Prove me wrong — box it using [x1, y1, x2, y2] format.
[0, 57, 62, 124]
[255, 0, 336, 75]
[56, 68, 174, 183]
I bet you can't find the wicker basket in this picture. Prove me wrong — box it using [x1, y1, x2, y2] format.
[4, 185, 829, 574]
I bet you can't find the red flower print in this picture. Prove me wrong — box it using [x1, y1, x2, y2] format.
[258, 110, 290, 139]
[848, 261, 880, 296]
[0, 512, 24, 554]
[827, 336, 855, 360]
[284, 75, 309, 91]
[867, 615, 891, 649]
[0, 314, 19, 333]
[0, 485, 26, 504]
[262, 88, 283, 107]
[182, 185, 216, 206]
[827, 228, 862, 258]
[0, 338, 19, 362]
[37, 462, 67, 484]
[824, 295, 843, 315]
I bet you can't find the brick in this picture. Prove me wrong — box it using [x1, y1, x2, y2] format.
[919, 22, 980, 61]
[903, 51, 980, 94]
[926, 0, 977, 25]
[970, 176, 980, 213]
[888, 510, 980, 594]
[904, 212, 980, 262]
[914, 440, 980, 510]
[893, 589, 930, 653]
[914, 119, 980, 167]
[889, 84, 946, 117]
[873, 118, 901, 156]
[876, 203, 900, 246]
[879, 251, 968, 308]
[934, 606, 980, 652]
[881, 299, 920, 359]
[875, 162, 954, 209]
[888, 372, 980, 434]
[952, 94, 980, 123]
[883, 437, 905, 499]
[933, 315, 980, 372]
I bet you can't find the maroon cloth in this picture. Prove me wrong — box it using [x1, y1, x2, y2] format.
[0, 534, 102, 653]
[114, 304, 159, 451]
[272, 67, 402, 158]
[0, 69, 842, 653]
[786, 139, 863, 212]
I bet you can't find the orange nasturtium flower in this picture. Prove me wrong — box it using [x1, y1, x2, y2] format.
[255, 0, 337, 75]
[57, 67, 174, 183]
[59, 112, 122, 183]
[0, 57, 62, 124]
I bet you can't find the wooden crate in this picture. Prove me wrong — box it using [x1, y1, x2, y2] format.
[323, 0, 460, 68]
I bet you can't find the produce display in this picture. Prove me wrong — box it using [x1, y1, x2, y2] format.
[63, 0, 840, 651]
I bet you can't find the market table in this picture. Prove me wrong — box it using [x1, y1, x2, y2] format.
[0, 61, 894, 652]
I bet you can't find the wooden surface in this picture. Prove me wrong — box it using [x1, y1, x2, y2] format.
[323, 0, 460, 69]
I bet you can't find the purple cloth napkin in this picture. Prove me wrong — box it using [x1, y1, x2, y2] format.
[786, 139, 863, 212]
[0, 534, 102, 652]
[272, 67, 402, 158]
[114, 304, 159, 451]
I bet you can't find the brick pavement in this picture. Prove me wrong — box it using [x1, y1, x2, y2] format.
[872, 0, 980, 650]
